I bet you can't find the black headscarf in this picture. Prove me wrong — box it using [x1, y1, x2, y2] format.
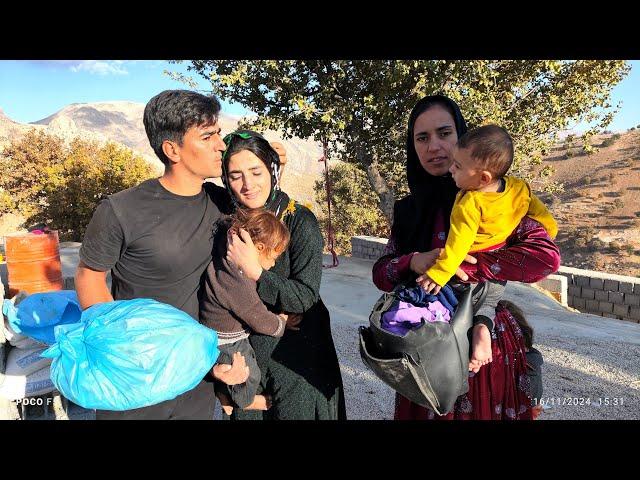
[221, 129, 291, 218]
[391, 95, 468, 255]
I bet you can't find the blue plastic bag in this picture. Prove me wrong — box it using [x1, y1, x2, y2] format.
[41, 298, 219, 411]
[2, 290, 81, 345]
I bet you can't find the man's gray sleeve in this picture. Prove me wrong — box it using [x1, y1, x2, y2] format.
[79, 198, 124, 272]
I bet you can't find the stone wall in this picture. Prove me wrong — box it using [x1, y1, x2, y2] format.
[556, 266, 640, 323]
[351, 235, 389, 261]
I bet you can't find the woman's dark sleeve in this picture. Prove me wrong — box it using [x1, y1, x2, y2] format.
[372, 234, 416, 292]
[256, 206, 322, 313]
[460, 216, 561, 284]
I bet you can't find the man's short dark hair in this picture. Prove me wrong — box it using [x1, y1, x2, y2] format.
[457, 124, 514, 178]
[143, 90, 221, 166]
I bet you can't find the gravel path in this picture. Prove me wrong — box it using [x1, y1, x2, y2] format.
[321, 256, 640, 420]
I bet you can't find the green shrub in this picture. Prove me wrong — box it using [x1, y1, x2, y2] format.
[314, 162, 390, 255]
[609, 241, 622, 252]
[0, 131, 157, 241]
[587, 238, 606, 252]
[0, 129, 66, 219]
[575, 237, 588, 248]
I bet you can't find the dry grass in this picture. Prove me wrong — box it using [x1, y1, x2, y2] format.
[541, 130, 640, 277]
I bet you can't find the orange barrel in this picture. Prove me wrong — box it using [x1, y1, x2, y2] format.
[4, 231, 64, 297]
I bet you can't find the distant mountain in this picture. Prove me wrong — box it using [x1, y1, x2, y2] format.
[0, 107, 46, 145]
[0, 105, 128, 163]
[0, 102, 324, 206]
[31, 101, 154, 162]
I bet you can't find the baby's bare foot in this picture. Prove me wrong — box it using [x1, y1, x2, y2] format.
[468, 360, 482, 373]
[470, 324, 492, 368]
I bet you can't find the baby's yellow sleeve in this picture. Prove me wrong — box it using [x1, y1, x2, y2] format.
[426, 193, 481, 286]
[528, 194, 558, 239]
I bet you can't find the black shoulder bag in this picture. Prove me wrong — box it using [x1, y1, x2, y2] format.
[359, 282, 488, 416]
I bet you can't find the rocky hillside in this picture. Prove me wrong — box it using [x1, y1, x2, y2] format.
[0, 102, 325, 206]
[539, 129, 640, 277]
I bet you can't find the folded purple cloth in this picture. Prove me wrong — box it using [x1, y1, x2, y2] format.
[381, 300, 451, 336]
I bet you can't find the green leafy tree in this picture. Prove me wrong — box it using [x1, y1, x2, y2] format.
[314, 162, 389, 254]
[564, 134, 575, 146]
[0, 131, 157, 241]
[39, 140, 157, 241]
[179, 60, 629, 227]
[0, 129, 66, 218]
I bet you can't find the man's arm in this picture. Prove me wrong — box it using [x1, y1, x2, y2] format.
[76, 198, 124, 310]
[270, 141, 287, 176]
[75, 260, 113, 310]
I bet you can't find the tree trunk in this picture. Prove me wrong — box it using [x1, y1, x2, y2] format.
[351, 131, 395, 228]
[365, 161, 395, 227]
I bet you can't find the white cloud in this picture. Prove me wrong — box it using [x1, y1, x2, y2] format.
[143, 60, 166, 69]
[70, 60, 129, 76]
[28, 60, 83, 68]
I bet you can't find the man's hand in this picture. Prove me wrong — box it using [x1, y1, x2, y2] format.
[212, 352, 249, 385]
[227, 228, 263, 281]
[281, 312, 302, 331]
[456, 253, 477, 281]
[270, 141, 287, 167]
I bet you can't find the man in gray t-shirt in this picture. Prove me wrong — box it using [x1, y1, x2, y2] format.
[76, 90, 248, 420]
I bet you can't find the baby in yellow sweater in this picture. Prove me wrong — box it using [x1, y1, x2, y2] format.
[417, 124, 558, 371]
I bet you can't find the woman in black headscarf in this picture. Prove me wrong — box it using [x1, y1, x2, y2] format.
[219, 130, 346, 420]
[372, 95, 560, 420]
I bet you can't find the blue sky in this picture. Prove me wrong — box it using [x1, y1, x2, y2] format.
[1, 60, 638, 132]
[0, 60, 252, 122]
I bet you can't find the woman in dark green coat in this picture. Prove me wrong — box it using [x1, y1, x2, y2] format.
[220, 130, 346, 420]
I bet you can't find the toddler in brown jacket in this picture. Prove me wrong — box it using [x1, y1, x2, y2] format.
[200, 208, 296, 414]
